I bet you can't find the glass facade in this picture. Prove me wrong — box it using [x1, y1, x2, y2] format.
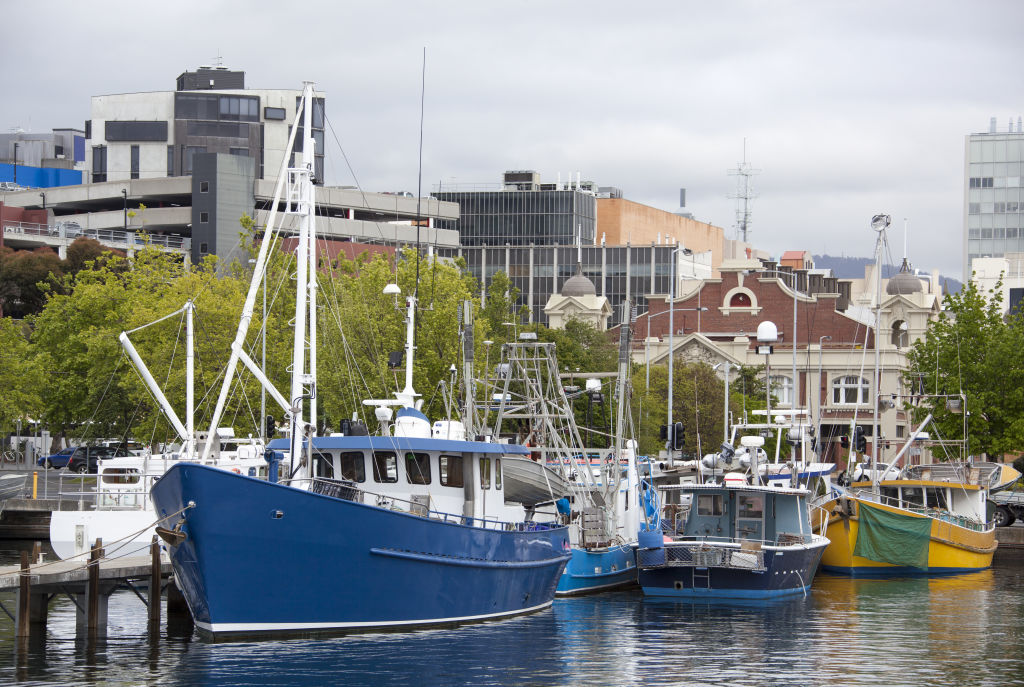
[965, 129, 1024, 276]
[445, 243, 678, 327]
[432, 189, 596, 247]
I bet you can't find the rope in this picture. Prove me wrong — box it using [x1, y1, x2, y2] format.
[15, 502, 195, 575]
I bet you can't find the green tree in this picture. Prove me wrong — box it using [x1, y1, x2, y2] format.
[904, 279, 1024, 458]
[0, 319, 43, 436]
[479, 270, 529, 343]
[0, 246, 63, 318]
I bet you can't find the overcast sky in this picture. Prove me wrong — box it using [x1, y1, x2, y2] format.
[6, 1, 1023, 280]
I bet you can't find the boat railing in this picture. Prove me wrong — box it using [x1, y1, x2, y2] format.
[303, 477, 562, 533]
[638, 538, 767, 571]
[852, 490, 989, 532]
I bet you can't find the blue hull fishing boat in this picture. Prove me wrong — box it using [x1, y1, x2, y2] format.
[151, 82, 569, 639]
[638, 437, 829, 599]
[558, 543, 637, 595]
[152, 446, 569, 636]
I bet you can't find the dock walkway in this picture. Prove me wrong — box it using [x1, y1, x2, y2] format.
[0, 539, 186, 643]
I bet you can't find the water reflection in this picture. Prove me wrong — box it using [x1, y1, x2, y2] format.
[0, 554, 1022, 686]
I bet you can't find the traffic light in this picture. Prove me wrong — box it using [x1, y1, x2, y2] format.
[840, 435, 850, 449]
[673, 421, 685, 450]
[854, 426, 866, 453]
[265, 415, 277, 439]
[659, 425, 669, 442]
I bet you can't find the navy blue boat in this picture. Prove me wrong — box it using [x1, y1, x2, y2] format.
[637, 479, 828, 599]
[151, 436, 570, 638]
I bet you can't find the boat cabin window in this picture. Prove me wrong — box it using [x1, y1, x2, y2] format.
[313, 451, 333, 478]
[440, 455, 463, 487]
[101, 468, 141, 485]
[738, 493, 764, 519]
[405, 452, 431, 485]
[697, 493, 724, 516]
[925, 488, 947, 509]
[480, 458, 492, 489]
[881, 487, 899, 501]
[372, 452, 398, 483]
[901, 487, 924, 507]
[339, 451, 366, 483]
[495, 458, 502, 490]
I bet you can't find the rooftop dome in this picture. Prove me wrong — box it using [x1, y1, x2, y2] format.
[561, 263, 597, 297]
[886, 258, 923, 295]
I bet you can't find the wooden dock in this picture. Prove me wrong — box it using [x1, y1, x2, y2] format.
[0, 538, 188, 643]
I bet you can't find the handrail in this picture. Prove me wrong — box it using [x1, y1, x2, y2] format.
[851, 489, 989, 531]
[293, 476, 563, 532]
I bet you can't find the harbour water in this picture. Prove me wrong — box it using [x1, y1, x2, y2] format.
[1, 541, 1022, 686]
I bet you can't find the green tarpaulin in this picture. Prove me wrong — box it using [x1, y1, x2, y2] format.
[853, 501, 932, 569]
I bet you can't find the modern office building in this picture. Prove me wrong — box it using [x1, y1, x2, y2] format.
[963, 116, 1024, 280]
[443, 242, 712, 327]
[86, 66, 324, 185]
[433, 170, 598, 246]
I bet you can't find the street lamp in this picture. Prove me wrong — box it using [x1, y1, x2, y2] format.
[39, 191, 45, 210]
[713, 361, 736, 443]
[816, 335, 831, 458]
[122, 188, 128, 231]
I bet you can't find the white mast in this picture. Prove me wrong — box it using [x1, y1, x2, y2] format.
[289, 81, 317, 477]
[870, 214, 891, 494]
[201, 82, 314, 462]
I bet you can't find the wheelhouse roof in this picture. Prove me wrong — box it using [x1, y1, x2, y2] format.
[268, 436, 530, 456]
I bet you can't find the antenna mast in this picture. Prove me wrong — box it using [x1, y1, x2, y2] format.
[728, 139, 760, 243]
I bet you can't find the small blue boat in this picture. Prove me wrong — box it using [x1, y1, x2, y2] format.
[637, 438, 829, 599]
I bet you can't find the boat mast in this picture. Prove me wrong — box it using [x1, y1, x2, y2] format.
[870, 214, 890, 495]
[289, 81, 318, 477]
[609, 299, 632, 504]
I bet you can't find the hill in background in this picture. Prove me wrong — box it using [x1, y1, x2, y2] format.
[811, 254, 962, 294]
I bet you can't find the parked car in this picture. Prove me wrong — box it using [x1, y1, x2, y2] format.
[37, 445, 130, 473]
[38, 447, 78, 469]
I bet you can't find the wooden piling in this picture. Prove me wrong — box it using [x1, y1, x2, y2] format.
[16, 551, 29, 638]
[148, 536, 161, 631]
[86, 538, 102, 642]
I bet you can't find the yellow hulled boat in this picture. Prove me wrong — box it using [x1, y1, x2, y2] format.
[821, 478, 997, 575]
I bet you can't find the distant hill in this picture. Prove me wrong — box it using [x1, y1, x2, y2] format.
[812, 254, 962, 293]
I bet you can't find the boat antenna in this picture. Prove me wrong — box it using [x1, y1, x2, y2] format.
[414, 47, 426, 303]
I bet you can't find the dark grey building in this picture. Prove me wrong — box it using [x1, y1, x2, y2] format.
[442, 243, 680, 327]
[433, 170, 597, 246]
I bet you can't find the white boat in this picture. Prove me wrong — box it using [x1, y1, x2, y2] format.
[49, 430, 267, 560]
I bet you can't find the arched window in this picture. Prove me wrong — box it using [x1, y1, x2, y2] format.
[891, 320, 908, 348]
[832, 376, 870, 404]
[730, 292, 752, 307]
[769, 375, 793, 407]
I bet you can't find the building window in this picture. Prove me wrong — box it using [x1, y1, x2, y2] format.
[832, 376, 870, 405]
[199, 180, 209, 193]
[264, 106, 286, 120]
[130, 145, 139, 179]
[969, 177, 994, 188]
[730, 292, 752, 307]
[199, 242, 209, 254]
[105, 121, 168, 142]
[91, 146, 107, 183]
[891, 321, 908, 348]
[770, 375, 793, 406]
[184, 146, 205, 175]
[167, 145, 175, 176]
[968, 203, 981, 215]
[200, 212, 209, 223]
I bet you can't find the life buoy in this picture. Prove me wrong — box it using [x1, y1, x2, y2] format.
[232, 468, 241, 474]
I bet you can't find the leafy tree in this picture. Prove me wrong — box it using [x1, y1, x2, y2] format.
[904, 279, 1024, 458]
[479, 270, 529, 343]
[632, 360, 769, 457]
[0, 319, 43, 437]
[0, 246, 63, 318]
